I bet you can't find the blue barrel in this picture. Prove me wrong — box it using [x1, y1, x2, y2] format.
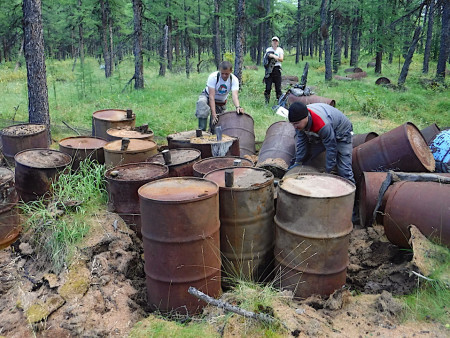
[430, 130, 450, 173]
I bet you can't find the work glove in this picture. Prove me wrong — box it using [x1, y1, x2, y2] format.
[236, 107, 244, 115]
[211, 114, 219, 125]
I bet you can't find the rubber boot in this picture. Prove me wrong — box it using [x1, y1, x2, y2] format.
[264, 93, 270, 105]
[198, 118, 207, 131]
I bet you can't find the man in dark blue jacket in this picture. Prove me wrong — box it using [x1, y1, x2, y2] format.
[288, 101, 355, 183]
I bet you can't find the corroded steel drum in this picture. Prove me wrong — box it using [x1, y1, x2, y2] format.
[189, 134, 240, 159]
[274, 173, 355, 298]
[421, 123, 441, 145]
[216, 111, 256, 156]
[193, 156, 253, 177]
[139, 178, 221, 314]
[146, 148, 201, 177]
[284, 165, 320, 177]
[205, 167, 275, 284]
[0, 168, 20, 249]
[288, 94, 336, 107]
[257, 121, 296, 178]
[346, 71, 367, 79]
[106, 127, 154, 142]
[59, 136, 107, 170]
[358, 172, 390, 227]
[92, 109, 136, 140]
[352, 132, 379, 148]
[167, 130, 211, 149]
[344, 67, 363, 73]
[103, 139, 158, 167]
[352, 122, 435, 184]
[1, 123, 49, 166]
[105, 162, 169, 236]
[14, 149, 72, 202]
[383, 180, 450, 248]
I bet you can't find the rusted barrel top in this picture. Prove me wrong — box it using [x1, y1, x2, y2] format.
[139, 177, 219, 202]
[288, 94, 336, 107]
[103, 139, 157, 153]
[205, 166, 273, 190]
[193, 156, 253, 177]
[167, 130, 211, 149]
[105, 162, 169, 182]
[14, 148, 72, 169]
[189, 134, 240, 158]
[106, 127, 154, 141]
[93, 109, 135, 121]
[59, 136, 107, 150]
[147, 148, 201, 167]
[1, 123, 46, 137]
[281, 173, 355, 198]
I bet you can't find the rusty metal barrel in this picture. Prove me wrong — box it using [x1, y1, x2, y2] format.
[0, 168, 20, 249]
[257, 121, 296, 178]
[189, 134, 240, 158]
[105, 162, 169, 236]
[193, 156, 253, 177]
[1, 123, 49, 166]
[383, 180, 450, 248]
[146, 148, 201, 177]
[288, 94, 336, 107]
[346, 71, 367, 79]
[14, 149, 72, 202]
[358, 172, 390, 227]
[274, 173, 355, 298]
[138, 177, 221, 314]
[352, 132, 379, 148]
[92, 109, 136, 140]
[58, 136, 107, 171]
[352, 122, 435, 184]
[216, 111, 256, 156]
[103, 139, 158, 167]
[205, 167, 275, 284]
[167, 130, 211, 149]
[106, 126, 154, 142]
[421, 123, 441, 145]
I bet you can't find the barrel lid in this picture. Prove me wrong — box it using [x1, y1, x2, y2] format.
[107, 127, 153, 139]
[138, 177, 218, 202]
[167, 130, 211, 141]
[205, 167, 273, 189]
[1, 123, 46, 137]
[103, 139, 157, 153]
[15, 149, 72, 169]
[147, 148, 201, 166]
[0, 167, 14, 185]
[190, 134, 236, 145]
[93, 109, 134, 121]
[194, 156, 253, 175]
[105, 162, 168, 181]
[59, 136, 107, 149]
[406, 122, 435, 171]
[280, 173, 355, 198]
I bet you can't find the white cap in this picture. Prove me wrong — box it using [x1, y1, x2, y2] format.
[272, 36, 279, 42]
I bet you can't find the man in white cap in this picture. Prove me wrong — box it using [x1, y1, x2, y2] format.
[263, 36, 284, 104]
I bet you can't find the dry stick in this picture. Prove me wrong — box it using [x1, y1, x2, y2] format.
[188, 287, 285, 328]
[371, 170, 450, 223]
[62, 121, 81, 135]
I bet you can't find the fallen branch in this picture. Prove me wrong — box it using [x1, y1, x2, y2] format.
[62, 121, 81, 135]
[188, 287, 283, 328]
[122, 75, 135, 93]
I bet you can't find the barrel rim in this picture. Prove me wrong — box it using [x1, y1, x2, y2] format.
[279, 172, 356, 199]
[92, 109, 136, 122]
[1, 123, 47, 138]
[14, 148, 72, 169]
[218, 110, 255, 122]
[404, 122, 435, 172]
[204, 166, 274, 191]
[104, 162, 169, 182]
[106, 127, 154, 139]
[193, 156, 254, 175]
[58, 135, 108, 150]
[103, 139, 157, 153]
[138, 177, 219, 203]
[146, 148, 202, 167]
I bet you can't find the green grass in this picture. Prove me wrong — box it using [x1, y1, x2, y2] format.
[20, 160, 107, 272]
[1, 52, 448, 145]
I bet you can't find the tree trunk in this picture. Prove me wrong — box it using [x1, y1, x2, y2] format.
[213, 0, 221, 69]
[320, 0, 332, 81]
[256, 0, 264, 66]
[350, 10, 360, 66]
[78, 0, 85, 65]
[14, 38, 24, 71]
[343, 24, 349, 59]
[332, 10, 342, 73]
[132, 0, 144, 89]
[234, 0, 245, 83]
[100, 0, 111, 78]
[174, 19, 180, 62]
[197, 0, 201, 72]
[109, 16, 114, 72]
[159, 25, 168, 77]
[295, 0, 302, 64]
[23, 0, 50, 141]
[436, 0, 449, 79]
[398, 26, 421, 86]
[423, 0, 434, 73]
[184, 0, 190, 78]
[166, 0, 172, 71]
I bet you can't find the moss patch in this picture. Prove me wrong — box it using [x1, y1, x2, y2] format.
[59, 262, 90, 301]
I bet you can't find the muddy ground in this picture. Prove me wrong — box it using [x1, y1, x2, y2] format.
[0, 210, 448, 337]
